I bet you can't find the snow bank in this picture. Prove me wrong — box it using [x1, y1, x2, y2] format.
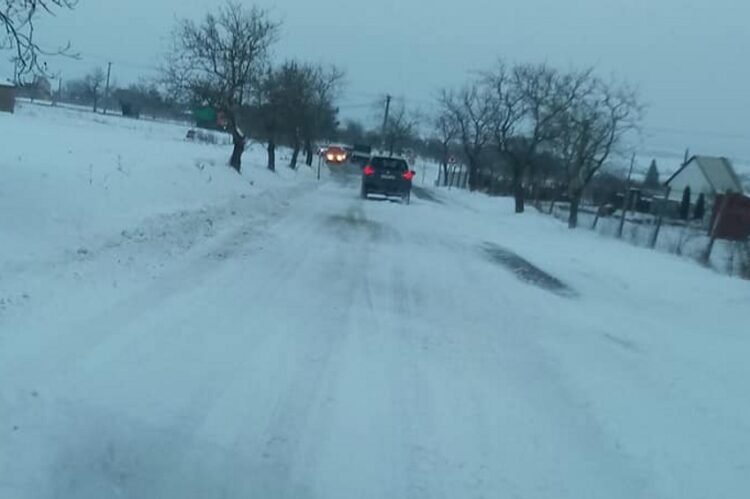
[0, 102, 311, 266]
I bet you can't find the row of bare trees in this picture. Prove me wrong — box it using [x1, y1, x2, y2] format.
[162, 2, 343, 173]
[251, 61, 342, 171]
[163, 3, 279, 172]
[436, 61, 642, 228]
[5, 1, 343, 173]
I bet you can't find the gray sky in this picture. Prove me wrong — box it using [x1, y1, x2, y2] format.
[11, 0, 750, 165]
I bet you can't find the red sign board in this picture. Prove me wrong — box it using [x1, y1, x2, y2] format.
[711, 194, 750, 241]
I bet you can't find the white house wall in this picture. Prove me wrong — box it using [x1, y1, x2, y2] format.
[668, 161, 712, 201]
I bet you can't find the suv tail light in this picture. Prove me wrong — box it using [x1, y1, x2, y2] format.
[363, 165, 374, 176]
[402, 170, 414, 181]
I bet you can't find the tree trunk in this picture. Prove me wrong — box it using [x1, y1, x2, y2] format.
[267, 139, 276, 171]
[513, 184, 525, 213]
[304, 138, 314, 166]
[568, 191, 582, 229]
[289, 143, 300, 169]
[466, 160, 478, 191]
[229, 127, 244, 173]
[512, 164, 525, 213]
[93, 96, 98, 113]
[441, 143, 450, 186]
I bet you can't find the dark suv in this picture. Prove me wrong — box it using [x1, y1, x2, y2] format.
[361, 156, 415, 204]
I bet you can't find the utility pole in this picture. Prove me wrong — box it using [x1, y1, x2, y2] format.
[650, 187, 671, 249]
[617, 152, 637, 238]
[380, 94, 391, 152]
[103, 62, 112, 115]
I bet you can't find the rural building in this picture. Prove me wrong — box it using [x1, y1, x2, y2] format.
[666, 155, 744, 202]
[0, 79, 16, 114]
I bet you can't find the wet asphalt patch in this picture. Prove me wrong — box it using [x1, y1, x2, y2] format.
[482, 242, 576, 297]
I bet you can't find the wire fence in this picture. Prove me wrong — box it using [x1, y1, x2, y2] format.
[543, 201, 750, 279]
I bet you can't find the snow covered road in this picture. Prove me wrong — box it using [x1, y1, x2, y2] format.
[2, 162, 749, 498]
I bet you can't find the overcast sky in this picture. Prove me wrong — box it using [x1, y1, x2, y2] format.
[10, 0, 750, 164]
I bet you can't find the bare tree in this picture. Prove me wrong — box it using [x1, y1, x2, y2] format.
[253, 67, 282, 171]
[84, 67, 105, 112]
[551, 78, 642, 228]
[383, 104, 418, 157]
[254, 61, 341, 170]
[302, 64, 343, 166]
[433, 111, 458, 186]
[498, 63, 591, 213]
[274, 61, 309, 169]
[1, 0, 76, 80]
[164, 2, 279, 172]
[483, 62, 525, 204]
[439, 84, 494, 191]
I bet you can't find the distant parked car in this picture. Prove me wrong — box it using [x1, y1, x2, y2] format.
[361, 155, 415, 204]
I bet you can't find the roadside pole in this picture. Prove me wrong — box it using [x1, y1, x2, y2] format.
[617, 153, 636, 238]
[103, 62, 112, 115]
[380, 94, 391, 150]
[650, 187, 671, 249]
[316, 154, 321, 181]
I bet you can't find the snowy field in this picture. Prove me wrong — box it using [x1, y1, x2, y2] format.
[1, 103, 749, 499]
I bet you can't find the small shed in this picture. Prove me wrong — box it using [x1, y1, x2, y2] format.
[665, 155, 744, 201]
[0, 79, 16, 114]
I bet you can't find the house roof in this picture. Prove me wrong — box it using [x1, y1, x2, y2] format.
[666, 155, 744, 194]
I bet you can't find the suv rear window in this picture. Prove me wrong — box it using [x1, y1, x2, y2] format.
[371, 157, 408, 171]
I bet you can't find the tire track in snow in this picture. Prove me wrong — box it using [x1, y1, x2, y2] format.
[218, 202, 370, 497]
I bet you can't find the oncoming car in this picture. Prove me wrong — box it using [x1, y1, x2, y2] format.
[361, 155, 415, 204]
[323, 145, 347, 165]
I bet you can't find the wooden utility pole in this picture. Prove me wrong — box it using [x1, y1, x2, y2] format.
[650, 187, 671, 248]
[617, 153, 636, 238]
[103, 62, 112, 115]
[380, 94, 391, 152]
